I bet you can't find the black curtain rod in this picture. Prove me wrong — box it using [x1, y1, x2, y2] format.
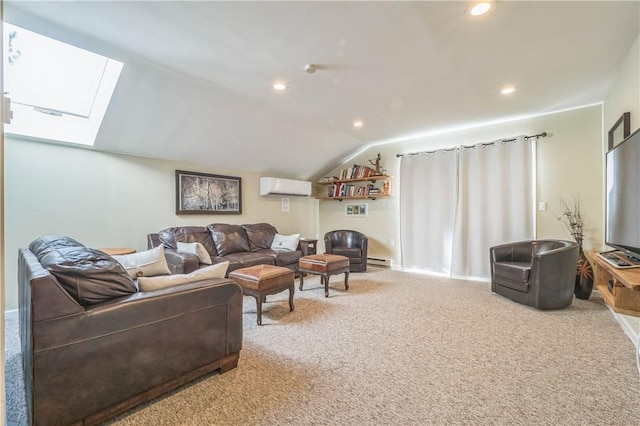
[396, 132, 548, 158]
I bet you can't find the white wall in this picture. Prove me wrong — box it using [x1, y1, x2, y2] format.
[4, 138, 317, 311]
[604, 35, 640, 136]
[318, 105, 603, 267]
[602, 34, 640, 345]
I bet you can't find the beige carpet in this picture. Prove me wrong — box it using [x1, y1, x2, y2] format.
[7, 269, 640, 425]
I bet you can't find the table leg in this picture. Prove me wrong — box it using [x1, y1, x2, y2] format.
[345, 271, 350, 291]
[324, 274, 329, 298]
[255, 295, 263, 326]
[288, 286, 295, 311]
[299, 272, 304, 290]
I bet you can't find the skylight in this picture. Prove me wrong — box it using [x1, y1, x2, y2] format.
[3, 23, 123, 146]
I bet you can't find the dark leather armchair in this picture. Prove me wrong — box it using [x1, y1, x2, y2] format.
[490, 239, 579, 309]
[324, 230, 368, 272]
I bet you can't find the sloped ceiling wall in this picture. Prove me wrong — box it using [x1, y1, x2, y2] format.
[3, 1, 639, 181]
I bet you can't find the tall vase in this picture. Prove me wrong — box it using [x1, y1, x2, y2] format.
[574, 250, 594, 300]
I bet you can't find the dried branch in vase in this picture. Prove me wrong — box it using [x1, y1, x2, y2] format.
[556, 195, 584, 250]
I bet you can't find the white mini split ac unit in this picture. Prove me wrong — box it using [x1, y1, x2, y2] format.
[259, 177, 312, 197]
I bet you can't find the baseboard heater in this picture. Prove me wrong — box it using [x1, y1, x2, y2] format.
[367, 257, 392, 267]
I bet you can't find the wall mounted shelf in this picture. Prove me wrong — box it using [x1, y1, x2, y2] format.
[316, 175, 392, 201]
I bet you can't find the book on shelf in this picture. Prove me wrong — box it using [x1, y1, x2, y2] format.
[339, 164, 374, 180]
[325, 182, 384, 198]
[326, 182, 372, 198]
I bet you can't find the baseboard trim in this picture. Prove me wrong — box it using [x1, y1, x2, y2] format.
[5, 309, 18, 321]
[611, 308, 640, 350]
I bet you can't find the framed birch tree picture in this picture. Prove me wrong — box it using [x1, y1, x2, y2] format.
[176, 170, 242, 214]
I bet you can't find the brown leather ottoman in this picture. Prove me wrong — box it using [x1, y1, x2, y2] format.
[229, 264, 295, 325]
[299, 254, 350, 297]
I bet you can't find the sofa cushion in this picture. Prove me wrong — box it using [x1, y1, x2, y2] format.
[29, 236, 137, 307]
[331, 247, 362, 262]
[159, 226, 217, 257]
[112, 245, 171, 279]
[177, 242, 212, 265]
[29, 234, 85, 253]
[138, 262, 230, 292]
[494, 261, 531, 282]
[223, 252, 274, 268]
[242, 223, 277, 252]
[494, 274, 530, 293]
[256, 249, 302, 266]
[271, 233, 300, 251]
[208, 224, 250, 256]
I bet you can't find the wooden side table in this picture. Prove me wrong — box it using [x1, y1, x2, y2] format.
[99, 247, 136, 256]
[299, 238, 318, 256]
[588, 251, 640, 316]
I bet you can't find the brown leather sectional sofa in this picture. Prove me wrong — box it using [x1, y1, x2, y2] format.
[148, 223, 307, 275]
[19, 236, 243, 426]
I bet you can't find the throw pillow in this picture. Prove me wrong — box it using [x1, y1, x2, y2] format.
[29, 236, 136, 307]
[159, 226, 218, 257]
[271, 233, 300, 251]
[138, 261, 230, 292]
[113, 245, 171, 279]
[177, 241, 212, 265]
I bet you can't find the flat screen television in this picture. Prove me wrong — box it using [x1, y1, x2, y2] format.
[605, 127, 640, 265]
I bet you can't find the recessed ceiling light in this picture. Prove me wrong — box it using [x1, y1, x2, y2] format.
[501, 87, 516, 95]
[353, 120, 364, 128]
[467, 1, 494, 17]
[273, 82, 287, 91]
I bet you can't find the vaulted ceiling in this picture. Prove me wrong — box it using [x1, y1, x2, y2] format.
[4, 1, 639, 179]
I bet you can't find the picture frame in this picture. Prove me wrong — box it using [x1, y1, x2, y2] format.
[176, 170, 242, 214]
[608, 112, 630, 151]
[345, 203, 368, 217]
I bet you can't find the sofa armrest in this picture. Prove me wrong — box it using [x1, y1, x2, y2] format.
[324, 236, 333, 254]
[29, 278, 243, 425]
[147, 233, 162, 249]
[164, 248, 200, 274]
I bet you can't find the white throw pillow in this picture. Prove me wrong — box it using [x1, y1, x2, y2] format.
[113, 245, 171, 279]
[138, 261, 230, 292]
[177, 241, 212, 265]
[271, 233, 300, 251]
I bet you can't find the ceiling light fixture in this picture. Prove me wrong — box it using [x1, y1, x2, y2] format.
[466, 1, 494, 17]
[273, 82, 287, 91]
[353, 120, 364, 128]
[305, 64, 317, 74]
[501, 87, 516, 95]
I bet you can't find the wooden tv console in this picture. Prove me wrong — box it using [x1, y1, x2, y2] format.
[587, 251, 640, 317]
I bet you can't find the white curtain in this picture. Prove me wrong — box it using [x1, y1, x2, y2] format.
[451, 137, 534, 279]
[400, 150, 458, 274]
[400, 136, 534, 279]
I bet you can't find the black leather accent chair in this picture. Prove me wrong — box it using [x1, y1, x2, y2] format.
[490, 239, 579, 309]
[324, 230, 368, 272]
